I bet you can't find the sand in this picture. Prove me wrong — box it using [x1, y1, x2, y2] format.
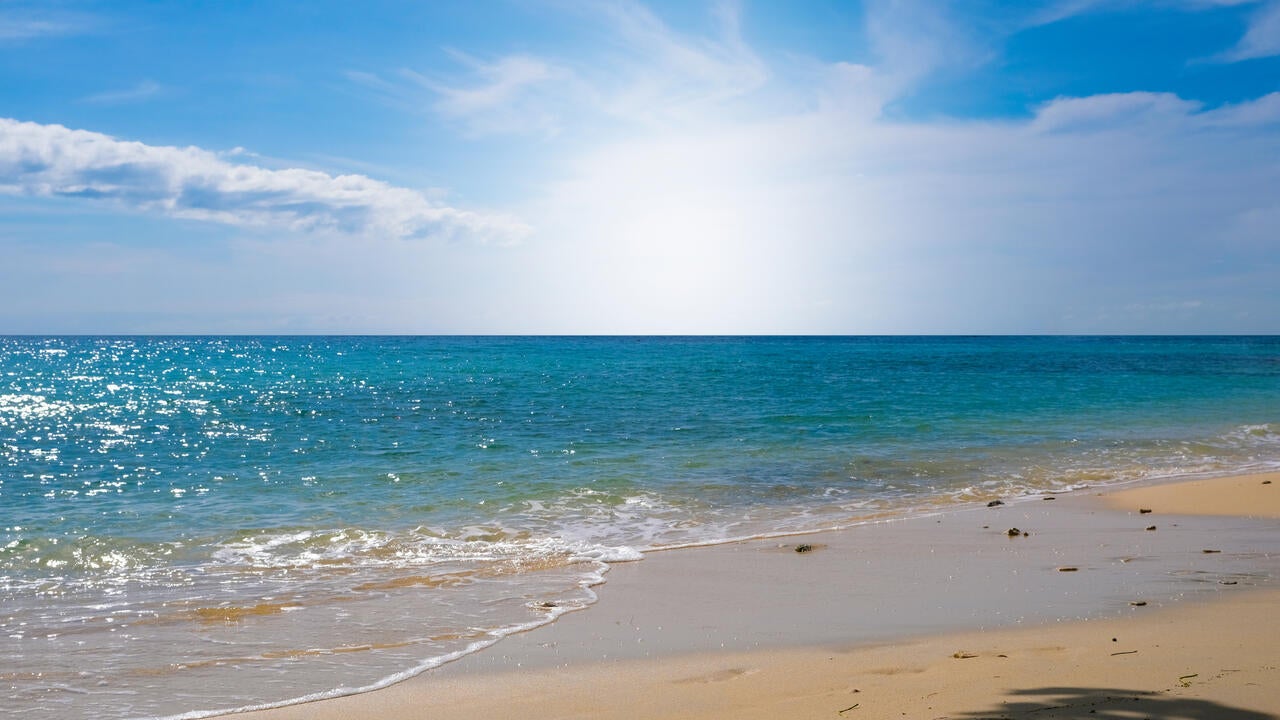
[229, 473, 1280, 720]
[1104, 470, 1280, 519]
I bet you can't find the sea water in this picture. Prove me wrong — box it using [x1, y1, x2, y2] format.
[2, 336, 1279, 718]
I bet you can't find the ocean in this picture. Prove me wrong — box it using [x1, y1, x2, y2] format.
[3, 335, 1279, 718]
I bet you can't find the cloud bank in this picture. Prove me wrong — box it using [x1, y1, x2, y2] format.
[0, 118, 529, 243]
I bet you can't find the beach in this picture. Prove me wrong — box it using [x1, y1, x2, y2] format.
[229, 471, 1280, 720]
[6, 336, 1280, 719]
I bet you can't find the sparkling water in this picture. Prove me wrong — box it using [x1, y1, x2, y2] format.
[3, 336, 1279, 718]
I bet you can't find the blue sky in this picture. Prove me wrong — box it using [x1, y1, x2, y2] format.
[1, 0, 1277, 333]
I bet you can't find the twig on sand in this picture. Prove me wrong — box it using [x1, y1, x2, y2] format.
[1178, 673, 1199, 687]
[1111, 650, 1139, 656]
[837, 703, 859, 714]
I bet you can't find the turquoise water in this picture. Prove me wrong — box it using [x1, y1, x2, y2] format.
[3, 336, 1280, 718]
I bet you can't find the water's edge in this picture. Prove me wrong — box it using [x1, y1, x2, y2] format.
[193, 465, 1280, 720]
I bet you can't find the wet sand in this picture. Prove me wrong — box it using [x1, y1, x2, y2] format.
[230, 472, 1280, 719]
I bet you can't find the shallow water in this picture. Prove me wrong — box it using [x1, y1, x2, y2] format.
[2, 336, 1279, 718]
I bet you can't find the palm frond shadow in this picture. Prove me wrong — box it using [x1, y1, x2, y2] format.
[955, 686, 1276, 719]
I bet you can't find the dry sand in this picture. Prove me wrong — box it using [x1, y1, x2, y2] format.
[1104, 470, 1280, 519]
[230, 473, 1280, 720]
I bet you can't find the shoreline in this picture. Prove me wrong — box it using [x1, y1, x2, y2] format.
[228, 470, 1280, 720]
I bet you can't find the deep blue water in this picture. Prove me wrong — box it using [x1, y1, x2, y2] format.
[3, 336, 1279, 718]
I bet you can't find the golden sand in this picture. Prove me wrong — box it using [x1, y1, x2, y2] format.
[1104, 470, 1280, 519]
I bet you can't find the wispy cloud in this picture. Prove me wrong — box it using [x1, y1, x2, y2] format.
[430, 52, 559, 115]
[0, 119, 529, 243]
[81, 80, 164, 105]
[1030, 92, 1202, 132]
[0, 6, 98, 42]
[1196, 91, 1280, 124]
[350, 0, 769, 138]
[413, 52, 569, 137]
[589, 0, 768, 114]
[1028, 89, 1280, 131]
[1212, 0, 1280, 61]
[1031, 0, 1280, 63]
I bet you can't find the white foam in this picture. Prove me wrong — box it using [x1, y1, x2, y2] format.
[570, 545, 644, 563]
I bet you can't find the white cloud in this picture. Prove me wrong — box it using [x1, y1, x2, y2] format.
[1214, 0, 1280, 60]
[864, 0, 991, 85]
[0, 118, 530, 243]
[1197, 91, 1280, 125]
[1024, 90, 1280, 131]
[1030, 92, 1202, 132]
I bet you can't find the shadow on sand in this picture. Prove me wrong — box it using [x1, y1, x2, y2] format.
[955, 686, 1276, 719]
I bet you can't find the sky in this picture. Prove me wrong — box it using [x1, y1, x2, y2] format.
[0, 0, 1277, 334]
